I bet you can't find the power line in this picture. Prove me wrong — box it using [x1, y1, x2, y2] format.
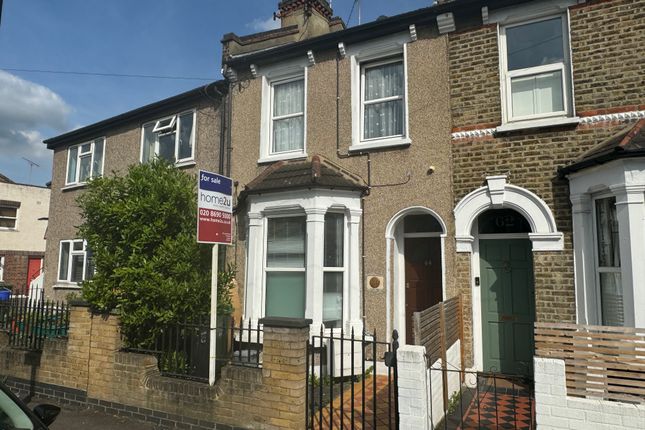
[1, 67, 217, 82]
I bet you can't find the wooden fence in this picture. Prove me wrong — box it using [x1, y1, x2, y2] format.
[413, 295, 465, 408]
[535, 322, 645, 404]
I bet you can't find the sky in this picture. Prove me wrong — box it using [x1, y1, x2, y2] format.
[0, 0, 432, 186]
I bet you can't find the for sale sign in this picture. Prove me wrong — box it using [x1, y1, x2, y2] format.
[197, 170, 233, 245]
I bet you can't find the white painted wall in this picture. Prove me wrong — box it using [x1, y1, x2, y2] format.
[397, 340, 462, 430]
[0, 182, 49, 252]
[535, 357, 645, 429]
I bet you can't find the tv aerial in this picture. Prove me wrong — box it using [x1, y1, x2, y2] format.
[22, 157, 40, 183]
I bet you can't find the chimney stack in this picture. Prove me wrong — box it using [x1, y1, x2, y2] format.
[277, 0, 337, 39]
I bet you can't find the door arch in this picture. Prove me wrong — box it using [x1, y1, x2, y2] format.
[385, 207, 447, 344]
[454, 175, 563, 374]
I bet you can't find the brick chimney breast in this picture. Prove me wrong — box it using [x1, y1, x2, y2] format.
[277, 0, 336, 38]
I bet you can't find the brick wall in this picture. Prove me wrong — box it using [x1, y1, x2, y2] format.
[534, 357, 645, 429]
[448, 25, 500, 130]
[0, 251, 43, 292]
[0, 305, 310, 429]
[570, 0, 645, 115]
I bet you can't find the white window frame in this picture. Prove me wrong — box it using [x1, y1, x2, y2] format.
[0, 205, 18, 230]
[139, 109, 196, 166]
[0, 256, 4, 282]
[322, 210, 348, 328]
[360, 57, 407, 143]
[498, 13, 573, 124]
[65, 137, 106, 186]
[268, 75, 306, 158]
[591, 194, 623, 325]
[243, 190, 362, 332]
[259, 60, 309, 164]
[57, 239, 90, 285]
[262, 213, 308, 318]
[349, 32, 412, 151]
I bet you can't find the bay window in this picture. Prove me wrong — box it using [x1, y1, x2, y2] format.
[58, 240, 93, 284]
[323, 212, 345, 329]
[141, 110, 195, 164]
[500, 15, 571, 123]
[66, 137, 105, 185]
[264, 216, 306, 318]
[594, 197, 623, 326]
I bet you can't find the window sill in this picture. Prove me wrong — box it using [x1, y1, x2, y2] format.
[61, 183, 87, 192]
[175, 160, 196, 169]
[349, 136, 411, 152]
[0, 227, 17, 232]
[53, 283, 81, 289]
[258, 152, 307, 165]
[495, 116, 580, 134]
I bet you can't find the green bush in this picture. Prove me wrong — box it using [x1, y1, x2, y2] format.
[77, 160, 220, 347]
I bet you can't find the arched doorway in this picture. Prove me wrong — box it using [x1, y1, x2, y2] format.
[477, 209, 535, 375]
[386, 207, 446, 344]
[454, 175, 564, 376]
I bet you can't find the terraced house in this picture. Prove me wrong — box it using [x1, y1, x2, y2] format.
[42, 83, 227, 300]
[222, 0, 644, 378]
[222, 0, 456, 345]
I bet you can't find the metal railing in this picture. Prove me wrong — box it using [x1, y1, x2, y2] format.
[429, 365, 535, 430]
[0, 298, 70, 351]
[306, 327, 399, 429]
[123, 316, 263, 383]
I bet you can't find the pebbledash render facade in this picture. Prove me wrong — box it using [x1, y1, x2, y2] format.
[222, 0, 644, 376]
[42, 83, 227, 301]
[222, 0, 455, 344]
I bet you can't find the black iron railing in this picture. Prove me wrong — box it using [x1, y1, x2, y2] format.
[0, 298, 70, 351]
[429, 365, 535, 430]
[124, 316, 263, 383]
[306, 327, 399, 429]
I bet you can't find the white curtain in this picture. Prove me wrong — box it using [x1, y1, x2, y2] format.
[142, 124, 155, 163]
[273, 79, 304, 152]
[511, 70, 563, 117]
[363, 61, 404, 139]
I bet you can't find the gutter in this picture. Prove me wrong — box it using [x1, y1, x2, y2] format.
[558, 149, 645, 178]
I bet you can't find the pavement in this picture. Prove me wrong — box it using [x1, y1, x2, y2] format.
[28, 398, 155, 430]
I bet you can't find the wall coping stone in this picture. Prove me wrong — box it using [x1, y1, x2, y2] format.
[259, 317, 312, 328]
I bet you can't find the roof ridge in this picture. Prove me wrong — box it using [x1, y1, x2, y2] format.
[315, 154, 367, 186]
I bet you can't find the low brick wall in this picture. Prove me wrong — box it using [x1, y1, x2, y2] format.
[0, 305, 309, 429]
[534, 357, 645, 429]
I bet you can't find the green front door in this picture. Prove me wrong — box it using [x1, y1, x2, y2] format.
[480, 239, 535, 376]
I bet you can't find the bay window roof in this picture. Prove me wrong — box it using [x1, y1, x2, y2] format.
[559, 119, 645, 176]
[240, 154, 368, 199]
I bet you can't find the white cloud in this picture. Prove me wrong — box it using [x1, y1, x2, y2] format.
[0, 70, 71, 161]
[246, 16, 281, 32]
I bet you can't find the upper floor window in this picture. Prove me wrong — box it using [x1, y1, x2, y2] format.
[349, 33, 411, 151]
[361, 57, 405, 141]
[66, 137, 105, 185]
[58, 239, 93, 284]
[271, 77, 305, 154]
[499, 15, 572, 123]
[259, 63, 308, 163]
[141, 110, 195, 165]
[0, 203, 19, 229]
